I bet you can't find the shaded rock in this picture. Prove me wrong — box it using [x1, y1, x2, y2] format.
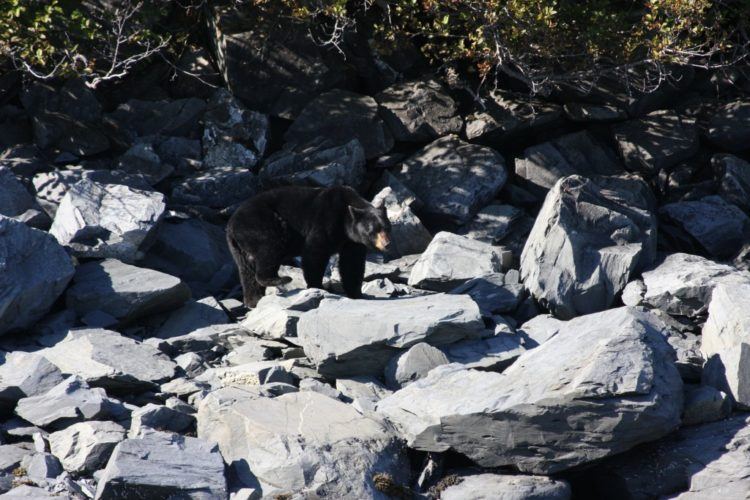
[49, 179, 166, 262]
[661, 195, 749, 258]
[39, 329, 177, 392]
[197, 387, 408, 498]
[0, 352, 64, 416]
[171, 166, 260, 209]
[701, 282, 750, 408]
[336, 376, 392, 414]
[297, 294, 483, 377]
[104, 98, 206, 139]
[66, 259, 191, 324]
[95, 431, 227, 499]
[706, 99, 750, 151]
[260, 137, 366, 189]
[0, 144, 49, 178]
[563, 102, 626, 122]
[148, 323, 246, 357]
[49, 421, 126, 474]
[613, 110, 699, 175]
[32, 111, 109, 157]
[0, 167, 45, 226]
[202, 88, 268, 170]
[465, 91, 563, 143]
[449, 273, 524, 315]
[385, 342, 449, 390]
[375, 78, 462, 142]
[409, 232, 506, 292]
[22, 79, 101, 123]
[284, 89, 392, 159]
[371, 186, 432, 258]
[515, 131, 622, 194]
[298, 378, 341, 400]
[129, 404, 195, 438]
[682, 384, 731, 426]
[15, 376, 126, 431]
[0, 216, 74, 336]
[521, 175, 656, 319]
[458, 204, 523, 245]
[115, 143, 173, 185]
[640, 252, 750, 318]
[440, 331, 527, 372]
[441, 473, 571, 500]
[154, 297, 229, 340]
[24, 452, 62, 482]
[394, 135, 507, 225]
[377, 307, 683, 474]
[714, 154, 750, 213]
[155, 137, 201, 174]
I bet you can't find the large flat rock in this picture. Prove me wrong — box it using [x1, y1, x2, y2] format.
[0, 352, 63, 416]
[49, 421, 126, 474]
[297, 294, 484, 377]
[377, 307, 683, 473]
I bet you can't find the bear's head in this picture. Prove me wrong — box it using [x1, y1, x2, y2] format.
[346, 204, 392, 252]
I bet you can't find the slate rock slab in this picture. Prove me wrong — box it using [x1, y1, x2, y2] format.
[441, 473, 571, 500]
[0, 352, 64, 415]
[170, 166, 260, 209]
[49, 421, 126, 474]
[706, 99, 750, 151]
[715, 154, 750, 213]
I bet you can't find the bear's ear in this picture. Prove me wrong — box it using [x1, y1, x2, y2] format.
[348, 205, 366, 221]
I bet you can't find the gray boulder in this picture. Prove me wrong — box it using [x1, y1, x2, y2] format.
[49, 179, 166, 262]
[336, 376, 392, 414]
[154, 297, 229, 340]
[170, 166, 260, 209]
[564, 102, 626, 122]
[0, 167, 46, 227]
[458, 204, 523, 245]
[441, 330, 528, 372]
[129, 404, 195, 438]
[441, 474, 571, 500]
[95, 431, 226, 500]
[242, 288, 335, 339]
[409, 232, 506, 292]
[449, 273, 524, 315]
[297, 294, 483, 377]
[701, 282, 750, 408]
[104, 98, 205, 139]
[715, 154, 750, 212]
[48, 421, 126, 474]
[32, 111, 110, 157]
[197, 387, 408, 499]
[0, 216, 74, 336]
[639, 252, 750, 318]
[465, 91, 563, 143]
[707, 99, 750, 151]
[284, 89, 393, 159]
[613, 110, 699, 174]
[115, 143, 173, 185]
[521, 175, 657, 319]
[515, 131, 622, 194]
[384, 342, 449, 389]
[24, 453, 62, 482]
[377, 307, 683, 474]
[39, 329, 177, 392]
[371, 186, 432, 258]
[0, 352, 63, 415]
[15, 376, 126, 430]
[394, 135, 507, 225]
[66, 259, 190, 324]
[375, 78, 462, 142]
[682, 385, 731, 426]
[661, 195, 749, 258]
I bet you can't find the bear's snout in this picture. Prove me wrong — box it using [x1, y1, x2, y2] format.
[375, 231, 391, 251]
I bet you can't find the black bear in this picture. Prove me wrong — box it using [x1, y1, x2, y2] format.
[226, 185, 392, 307]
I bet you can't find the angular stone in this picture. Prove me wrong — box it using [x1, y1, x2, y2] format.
[49, 421, 126, 474]
[297, 294, 483, 377]
[394, 135, 508, 225]
[197, 388, 407, 498]
[384, 342, 449, 390]
[458, 204, 523, 245]
[336, 376, 392, 414]
[449, 273, 524, 315]
[465, 91, 563, 143]
[104, 98, 206, 139]
[613, 110, 699, 174]
[715, 154, 750, 213]
[0, 167, 41, 222]
[148, 323, 246, 357]
[284, 89, 393, 159]
[521, 175, 656, 319]
[375, 78, 462, 142]
[682, 384, 731, 426]
[196, 360, 296, 390]
[371, 186, 432, 259]
[707, 99, 750, 151]
[441, 474, 571, 500]
[129, 404, 195, 438]
[32, 112, 110, 157]
[409, 232, 505, 292]
[24, 453, 62, 482]
[15, 376, 125, 430]
[0, 352, 64, 415]
[116, 142, 173, 185]
[0, 444, 32, 473]
[66, 259, 191, 323]
[441, 332, 527, 371]
[377, 307, 683, 473]
[170, 166, 260, 209]
[241, 289, 335, 339]
[49, 179, 166, 262]
[95, 431, 227, 499]
[0, 216, 74, 335]
[154, 297, 229, 340]
[661, 195, 749, 258]
[39, 329, 177, 392]
[563, 102, 626, 122]
[515, 131, 622, 195]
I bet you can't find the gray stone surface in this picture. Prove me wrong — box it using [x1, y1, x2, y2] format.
[0, 167, 44, 224]
[707, 99, 750, 151]
[154, 297, 229, 340]
[441, 473, 571, 500]
[613, 110, 699, 174]
[95, 431, 227, 500]
[284, 89, 393, 159]
[375, 78, 462, 142]
[0, 216, 74, 336]
[639, 253, 750, 318]
[171, 166, 260, 209]
[129, 404, 195, 438]
[197, 387, 408, 499]
[564, 102, 626, 122]
[714, 154, 750, 213]
[377, 307, 683, 473]
[336, 376, 392, 414]
[458, 204, 522, 245]
[116, 143, 172, 185]
[0, 352, 64, 415]
[241, 288, 335, 339]
[49, 421, 126, 474]
[384, 342, 449, 389]
[371, 186, 432, 258]
[40, 329, 177, 392]
[196, 360, 296, 391]
[682, 384, 731, 426]
[104, 97, 205, 138]
[465, 91, 563, 142]
[24, 452, 62, 482]
[521, 175, 657, 319]
[49, 179, 166, 262]
[395, 135, 507, 225]
[661, 195, 749, 258]
[515, 131, 622, 193]
[66, 259, 191, 324]
[409, 232, 505, 292]
[15, 376, 125, 430]
[297, 294, 483, 377]
[449, 273, 524, 315]
[440, 332, 527, 372]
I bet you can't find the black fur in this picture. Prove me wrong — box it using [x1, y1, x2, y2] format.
[227, 185, 391, 307]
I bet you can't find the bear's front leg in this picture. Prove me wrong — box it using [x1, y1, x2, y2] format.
[302, 247, 330, 290]
[339, 241, 367, 299]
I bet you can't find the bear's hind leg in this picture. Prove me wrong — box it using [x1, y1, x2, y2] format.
[254, 246, 292, 287]
[228, 236, 265, 308]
